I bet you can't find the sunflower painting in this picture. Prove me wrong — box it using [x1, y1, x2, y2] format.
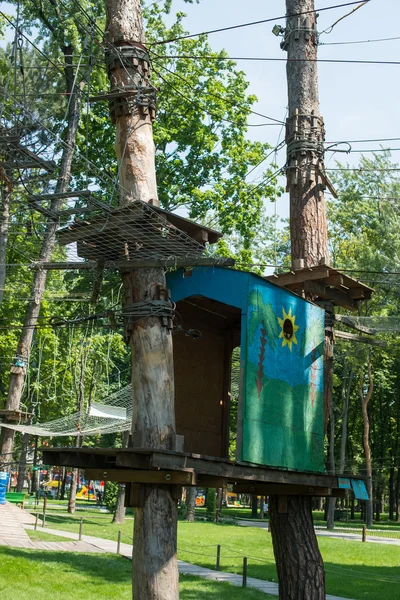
[278, 307, 299, 352]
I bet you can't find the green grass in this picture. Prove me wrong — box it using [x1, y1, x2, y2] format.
[32, 512, 400, 600]
[26, 529, 74, 542]
[0, 548, 274, 599]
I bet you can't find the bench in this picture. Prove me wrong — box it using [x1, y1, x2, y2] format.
[5, 492, 26, 508]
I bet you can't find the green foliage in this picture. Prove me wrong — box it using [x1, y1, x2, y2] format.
[205, 488, 216, 519]
[103, 481, 119, 513]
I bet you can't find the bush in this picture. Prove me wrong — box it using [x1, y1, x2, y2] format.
[205, 488, 216, 519]
[104, 481, 119, 513]
[178, 502, 188, 520]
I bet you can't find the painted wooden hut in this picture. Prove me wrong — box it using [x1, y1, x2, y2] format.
[168, 266, 325, 474]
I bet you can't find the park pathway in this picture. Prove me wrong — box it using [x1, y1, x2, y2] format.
[23, 520, 353, 600]
[0, 502, 104, 553]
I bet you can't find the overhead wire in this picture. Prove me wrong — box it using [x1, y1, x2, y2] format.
[153, 55, 400, 67]
[151, 1, 372, 45]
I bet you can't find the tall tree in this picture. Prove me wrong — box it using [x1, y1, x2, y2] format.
[104, 0, 178, 597]
[269, 2, 327, 598]
[0, 3, 88, 462]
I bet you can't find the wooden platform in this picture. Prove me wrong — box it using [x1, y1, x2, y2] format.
[42, 447, 351, 498]
[0, 409, 33, 422]
[265, 265, 373, 311]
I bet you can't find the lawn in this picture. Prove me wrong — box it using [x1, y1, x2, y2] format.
[32, 513, 400, 600]
[0, 548, 275, 600]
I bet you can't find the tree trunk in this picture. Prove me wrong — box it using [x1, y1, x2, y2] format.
[269, 495, 325, 600]
[279, 3, 328, 595]
[113, 484, 127, 524]
[339, 367, 354, 474]
[68, 468, 78, 514]
[0, 165, 11, 305]
[16, 433, 30, 492]
[186, 487, 196, 522]
[251, 494, 258, 519]
[104, 1, 178, 597]
[113, 432, 130, 524]
[60, 467, 67, 500]
[0, 47, 84, 461]
[285, 0, 329, 268]
[360, 361, 374, 527]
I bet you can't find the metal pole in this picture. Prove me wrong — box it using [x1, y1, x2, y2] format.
[362, 525, 367, 543]
[34, 513, 38, 531]
[242, 557, 248, 587]
[79, 517, 83, 541]
[117, 530, 121, 554]
[216, 544, 221, 571]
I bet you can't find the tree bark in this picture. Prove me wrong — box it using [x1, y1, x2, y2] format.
[105, 1, 178, 598]
[360, 361, 374, 527]
[60, 467, 67, 500]
[326, 396, 336, 529]
[17, 433, 30, 492]
[276, 3, 328, 595]
[68, 468, 78, 514]
[285, 0, 329, 268]
[0, 46, 84, 462]
[0, 164, 11, 306]
[269, 495, 325, 600]
[251, 494, 258, 519]
[113, 433, 130, 524]
[339, 367, 354, 474]
[186, 486, 196, 522]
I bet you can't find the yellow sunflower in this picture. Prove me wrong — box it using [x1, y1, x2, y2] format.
[278, 307, 299, 351]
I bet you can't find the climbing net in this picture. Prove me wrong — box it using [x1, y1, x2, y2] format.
[0, 384, 133, 438]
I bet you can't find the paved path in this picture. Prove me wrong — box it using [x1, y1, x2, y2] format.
[0, 503, 104, 553]
[237, 519, 400, 546]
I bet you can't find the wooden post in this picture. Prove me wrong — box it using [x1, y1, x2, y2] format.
[79, 517, 83, 541]
[104, 1, 178, 598]
[242, 557, 248, 587]
[34, 513, 38, 531]
[117, 530, 122, 554]
[216, 544, 221, 571]
[362, 525, 367, 543]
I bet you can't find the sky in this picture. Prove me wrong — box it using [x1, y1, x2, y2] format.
[162, 0, 400, 220]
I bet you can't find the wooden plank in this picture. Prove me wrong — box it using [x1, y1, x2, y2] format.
[197, 475, 227, 488]
[349, 288, 366, 300]
[333, 314, 376, 335]
[42, 449, 150, 470]
[232, 483, 346, 498]
[335, 330, 386, 347]
[304, 280, 357, 311]
[119, 451, 340, 489]
[265, 267, 330, 288]
[85, 468, 196, 485]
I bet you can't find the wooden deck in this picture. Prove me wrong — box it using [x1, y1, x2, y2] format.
[42, 447, 351, 498]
